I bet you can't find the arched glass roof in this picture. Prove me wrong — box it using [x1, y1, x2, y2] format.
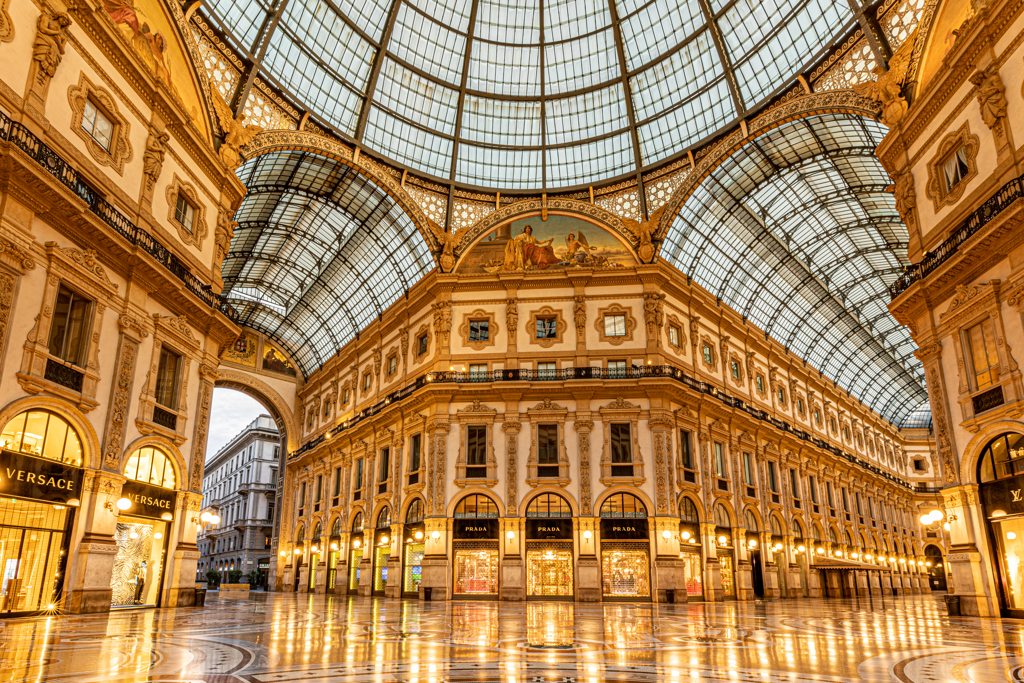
[223, 151, 434, 375]
[660, 113, 929, 426]
[200, 0, 861, 189]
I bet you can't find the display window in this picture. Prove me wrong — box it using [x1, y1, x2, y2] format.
[526, 544, 573, 597]
[348, 548, 363, 592]
[0, 499, 71, 613]
[110, 517, 168, 607]
[453, 543, 499, 595]
[719, 551, 735, 598]
[403, 542, 424, 594]
[373, 545, 390, 593]
[601, 543, 651, 598]
[681, 551, 703, 597]
[327, 548, 339, 590]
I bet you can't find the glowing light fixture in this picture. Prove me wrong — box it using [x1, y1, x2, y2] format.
[816, 547, 824, 555]
[681, 531, 691, 541]
[294, 547, 302, 555]
[662, 530, 672, 540]
[797, 545, 805, 553]
[116, 497, 132, 511]
[583, 530, 592, 539]
[1009, 532, 1018, 541]
[415, 531, 423, 540]
[154, 532, 163, 540]
[379, 536, 389, 545]
[353, 539, 361, 548]
[161, 512, 173, 521]
[748, 539, 757, 548]
[718, 535, 728, 546]
[506, 530, 515, 540]
[331, 543, 339, 551]
[431, 531, 440, 540]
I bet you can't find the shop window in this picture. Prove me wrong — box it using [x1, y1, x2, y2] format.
[123, 446, 176, 489]
[0, 410, 83, 465]
[977, 432, 1024, 482]
[406, 498, 424, 524]
[526, 493, 572, 517]
[469, 320, 489, 342]
[604, 314, 626, 337]
[965, 319, 1000, 390]
[600, 492, 647, 519]
[610, 423, 632, 476]
[536, 317, 557, 339]
[466, 426, 487, 477]
[537, 424, 558, 477]
[47, 285, 92, 367]
[82, 99, 114, 151]
[679, 430, 696, 482]
[608, 360, 626, 378]
[454, 494, 499, 518]
[174, 194, 196, 233]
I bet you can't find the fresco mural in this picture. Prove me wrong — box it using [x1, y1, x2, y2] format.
[263, 341, 297, 377]
[101, 0, 209, 138]
[222, 331, 257, 367]
[458, 215, 636, 274]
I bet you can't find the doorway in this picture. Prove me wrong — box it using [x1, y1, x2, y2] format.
[750, 549, 764, 597]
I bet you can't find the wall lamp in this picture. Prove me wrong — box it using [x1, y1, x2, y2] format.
[105, 497, 133, 514]
[193, 510, 221, 531]
[920, 509, 956, 532]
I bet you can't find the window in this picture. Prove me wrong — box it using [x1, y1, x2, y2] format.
[537, 362, 556, 379]
[536, 317, 557, 339]
[323, 401, 330, 418]
[299, 482, 306, 516]
[814, 408, 822, 426]
[713, 442, 725, 478]
[855, 432, 863, 449]
[855, 492, 863, 515]
[342, 388, 350, 404]
[913, 458, 927, 472]
[777, 388, 785, 404]
[354, 459, 364, 493]
[363, 373, 371, 391]
[702, 344, 713, 365]
[174, 193, 196, 232]
[679, 430, 694, 470]
[808, 475, 819, 504]
[467, 425, 487, 468]
[410, 434, 422, 472]
[797, 397, 804, 414]
[742, 452, 754, 486]
[600, 492, 647, 518]
[830, 417, 838, 433]
[314, 474, 322, 505]
[731, 360, 740, 380]
[966, 319, 1000, 389]
[669, 325, 680, 346]
[332, 467, 341, 505]
[767, 461, 778, 492]
[454, 493, 499, 518]
[526, 493, 572, 517]
[417, 333, 428, 355]
[843, 425, 851, 441]
[942, 145, 970, 193]
[47, 285, 92, 366]
[537, 424, 558, 470]
[604, 314, 626, 336]
[469, 319, 489, 342]
[81, 99, 113, 150]
[123, 446, 176, 488]
[755, 375, 765, 393]
[469, 363, 488, 380]
[379, 447, 390, 482]
[789, 469, 800, 501]
[841, 487, 849, 512]
[608, 360, 626, 378]
[387, 356, 397, 376]
[825, 481, 834, 508]
[610, 423, 632, 464]
[154, 347, 183, 410]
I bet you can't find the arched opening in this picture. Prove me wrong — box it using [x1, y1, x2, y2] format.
[369, 507, 392, 596]
[401, 498, 426, 596]
[308, 521, 322, 591]
[976, 432, 1024, 615]
[452, 493, 500, 599]
[112, 444, 180, 609]
[524, 493, 574, 599]
[713, 502, 735, 599]
[924, 544, 947, 593]
[793, 518, 809, 598]
[327, 517, 342, 592]
[599, 492, 651, 601]
[347, 512, 364, 594]
[679, 496, 703, 599]
[744, 509, 764, 598]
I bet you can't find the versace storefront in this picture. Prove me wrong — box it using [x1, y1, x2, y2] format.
[452, 494, 500, 598]
[599, 493, 651, 601]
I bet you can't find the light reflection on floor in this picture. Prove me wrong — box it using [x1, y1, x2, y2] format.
[0, 592, 1020, 682]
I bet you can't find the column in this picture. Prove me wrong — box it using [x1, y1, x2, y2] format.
[701, 522, 722, 602]
[944, 484, 1000, 616]
[65, 471, 126, 613]
[653, 517, 682, 602]
[163, 492, 204, 607]
[500, 517, 523, 601]
[577, 516, 600, 602]
[420, 517, 449, 599]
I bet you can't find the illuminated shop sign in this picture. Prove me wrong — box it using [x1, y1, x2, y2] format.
[453, 519, 498, 539]
[600, 518, 649, 540]
[0, 449, 83, 504]
[120, 480, 176, 521]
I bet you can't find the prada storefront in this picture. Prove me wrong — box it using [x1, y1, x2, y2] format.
[452, 494, 500, 598]
[111, 447, 177, 608]
[0, 409, 84, 615]
[525, 494, 574, 599]
[599, 493, 651, 601]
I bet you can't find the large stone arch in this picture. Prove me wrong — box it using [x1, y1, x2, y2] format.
[958, 419, 1024, 486]
[215, 367, 298, 451]
[521, 486, 580, 518]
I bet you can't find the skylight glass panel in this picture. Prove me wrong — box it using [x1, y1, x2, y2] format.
[468, 42, 541, 96]
[331, 0, 393, 40]
[544, 30, 620, 95]
[390, 5, 467, 86]
[365, 106, 453, 178]
[547, 133, 635, 186]
[631, 32, 727, 117]
[203, 0, 268, 50]
[280, 0, 375, 90]
[374, 59, 460, 137]
[546, 84, 629, 145]
[456, 144, 542, 188]
[720, 0, 851, 105]
[262, 34, 363, 135]
[461, 97, 542, 147]
[475, 0, 540, 43]
[407, 0, 474, 33]
[636, 79, 733, 164]
[544, 0, 611, 43]
[619, 0, 705, 70]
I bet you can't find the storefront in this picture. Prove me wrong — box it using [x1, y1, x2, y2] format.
[308, 522, 321, 592]
[111, 447, 177, 608]
[978, 432, 1024, 617]
[402, 499, 425, 597]
[712, 504, 734, 599]
[525, 493, 575, 599]
[452, 494, 500, 599]
[679, 497, 703, 599]
[0, 412, 83, 616]
[599, 493, 651, 601]
[348, 512, 364, 595]
[372, 508, 391, 596]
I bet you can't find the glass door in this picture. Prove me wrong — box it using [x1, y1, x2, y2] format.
[373, 546, 390, 594]
[719, 552, 735, 598]
[526, 546, 573, 597]
[348, 549, 363, 593]
[681, 551, 703, 598]
[403, 542, 424, 594]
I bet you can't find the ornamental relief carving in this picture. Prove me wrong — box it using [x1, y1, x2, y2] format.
[925, 121, 980, 212]
[67, 72, 133, 175]
[101, 336, 138, 471]
[0, 238, 36, 272]
[165, 175, 209, 249]
[526, 305, 567, 349]
[457, 309, 498, 351]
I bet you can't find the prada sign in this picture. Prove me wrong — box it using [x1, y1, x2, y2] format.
[0, 449, 83, 504]
[454, 518, 498, 539]
[526, 518, 572, 540]
[982, 473, 1024, 519]
[600, 518, 649, 540]
[120, 480, 176, 521]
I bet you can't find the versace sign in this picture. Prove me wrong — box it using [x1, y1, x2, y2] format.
[0, 449, 83, 504]
[120, 479, 176, 521]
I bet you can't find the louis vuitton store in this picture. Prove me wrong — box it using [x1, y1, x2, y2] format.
[978, 432, 1024, 617]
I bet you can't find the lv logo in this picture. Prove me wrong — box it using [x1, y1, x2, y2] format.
[1012, 489, 1022, 502]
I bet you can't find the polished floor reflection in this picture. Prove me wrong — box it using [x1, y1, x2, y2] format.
[0, 592, 1020, 682]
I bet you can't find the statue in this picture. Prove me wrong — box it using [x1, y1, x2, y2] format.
[142, 130, 170, 191]
[892, 171, 916, 228]
[573, 295, 586, 340]
[969, 66, 1008, 130]
[852, 30, 916, 127]
[428, 220, 463, 272]
[211, 88, 263, 170]
[214, 211, 237, 261]
[32, 11, 71, 81]
[643, 292, 664, 338]
[505, 299, 518, 342]
[622, 205, 666, 263]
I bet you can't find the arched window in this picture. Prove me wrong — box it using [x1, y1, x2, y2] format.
[1, 409, 83, 465]
[296, 527, 305, 543]
[526, 493, 572, 518]
[792, 519, 804, 540]
[312, 521, 322, 539]
[406, 498, 424, 524]
[770, 516, 783, 536]
[744, 509, 759, 532]
[811, 525, 822, 542]
[123, 446, 177, 488]
[454, 493, 499, 518]
[351, 511, 364, 533]
[713, 503, 730, 529]
[978, 432, 1024, 482]
[330, 517, 341, 536]
[376, 507, 391, 529]
[846, 530, 854, 545]
[600, 493, 647, 518]
[680, 497, 700, 524]
[829, 528, 838, 543]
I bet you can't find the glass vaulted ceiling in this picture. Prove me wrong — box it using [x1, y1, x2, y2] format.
[201, 0, 858, 189]
[661, 113, 929, 426]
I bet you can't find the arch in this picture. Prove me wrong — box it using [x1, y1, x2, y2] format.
[215, 368, 298, 451]
[312, 520, 322, 539]
[524, 492, 574, 518]
[328, 514, 342, 537]
[373, 505, 392, 529]
[975, 429, 1024, 483]
[447, 488, 505, 518]
[679, 495, 702, 524]
[350, 510, 365, 533]
[594, 486, 654, 518]
[741, 505, 763, 532]
[522, 487, 579, 517]
[0, 396, 101, 470]
[677, 492, 705, 522]
[769, 512, 786, 536]
[713, 499, 734, 528]
[924, 543, 944, 558]
[958, 420, 1024, 485]
[599, 491, 650, 518]
[121, 435, 186, 490]
[811, 520, 825, 542]
[295, 524, 306, 543]
[403, 497, 425, 524]
[791, 516, 806, 539]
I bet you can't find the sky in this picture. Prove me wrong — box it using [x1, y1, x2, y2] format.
[205, 388, 273, 462]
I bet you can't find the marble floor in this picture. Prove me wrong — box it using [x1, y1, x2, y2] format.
[0, 592, 1020, 682]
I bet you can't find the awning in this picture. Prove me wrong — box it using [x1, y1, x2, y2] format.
[812, 556, 891, 571]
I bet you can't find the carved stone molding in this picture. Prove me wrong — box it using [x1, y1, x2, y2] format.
[101, 335, 139, 471]
[457, 308, 499, 351]
[594, 303, 636, 346]
[165, 174, 209, 249]
[67, 72, 133, 175]
[0, 238, 36, 273]
[925, 121, 980, 212]
[525, 305, 567, 349]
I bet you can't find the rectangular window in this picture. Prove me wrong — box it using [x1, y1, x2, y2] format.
[82, 99, 113, 150]
[814, 408, 822, 425]
[841, 487, 849, 512]
[713, 442, 725, 478]
[536, 317, 557, 339]
[154, 346, 183, 410]
[608, 360, 627, 378]
[363, 374, 371, 391]
[537, 424, 558, 467]
[604, 314, 626, 336]
[731, 360, 740, 379]
[315, 475, 322, 503]
[679, 430, 693, 470]
[379, 447, 390, 482]
[417, 334, 428, 355]
[469, 319, 489, 342]
[826, 481, 834, 508]
[777, 388, 785, 404]
[174, 193, 196, 232]
[410, 434, 422, 472]
[669, 326, 680, 346]
[537, 362, 556, 379]
[742, 452, 754, 486]
[387, 356, 397, 375]
[610, 423, 632, 464]
[942, 145, 970, 193]
[332, 467, 341, 503]
[299, 481, 306, 515]
[767, 461, 778, 492]
[342, 388, 350, 404]
[808, 475, 819, 504]
[703, 344, 713, 365]
[467, 426, 487, 467]
[755, 375, 765, 393]
[469, 363, 488, 380]
[855, 492, 863, 515]
[797, 397, 804, 414]
[47, 285, 92, 366]
[966, 319, 1000, 390]
[790, 469, 800, 500]
[355, 459, 364, 491]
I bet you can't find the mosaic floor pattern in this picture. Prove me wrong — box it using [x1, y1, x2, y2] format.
[0, 592, 1020, 682]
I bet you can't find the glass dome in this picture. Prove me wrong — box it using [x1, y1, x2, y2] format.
[201, 0, 857, 189]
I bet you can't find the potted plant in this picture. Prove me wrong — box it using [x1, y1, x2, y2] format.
[221, 569, 251, 593]
[205, 570, 221, 589]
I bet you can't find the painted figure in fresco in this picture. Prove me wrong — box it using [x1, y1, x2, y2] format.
[564, 230, 590, 259]
[264, 346, 296, 376]
[502, 225, 560, 270]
